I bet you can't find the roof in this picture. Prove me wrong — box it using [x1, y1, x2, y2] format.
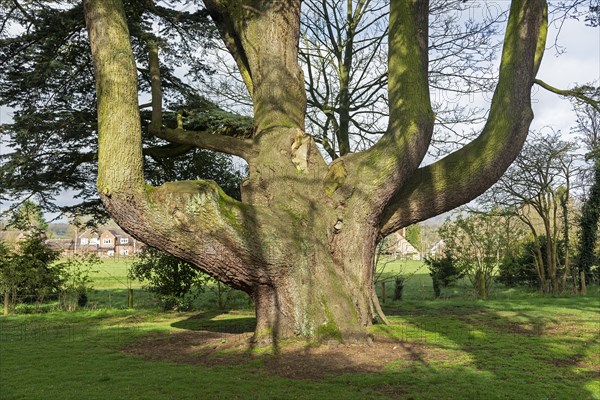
[45, 239, 75, 251]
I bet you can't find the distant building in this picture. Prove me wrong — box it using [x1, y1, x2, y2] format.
[74, 228, 144, 257]
[428, 240, 446, 257]
[45, 239, 75, 255]
[384, 228, 421, 260]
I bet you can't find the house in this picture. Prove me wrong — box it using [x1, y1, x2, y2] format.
[428, 240, 446, 257]
[384, 228, 421, 260]
[0, 230, 40, 249]
[75, 228, 144, 256]
[45, 239, 75, 256]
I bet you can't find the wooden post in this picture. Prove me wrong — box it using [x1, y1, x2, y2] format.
[381, 282, 386, 304]
[128, 288, 134, 309]
[580, 271, 587, 295]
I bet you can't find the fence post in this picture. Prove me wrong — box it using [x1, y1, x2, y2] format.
[381, 282, 386, 304]
[128, 288, 134, 309]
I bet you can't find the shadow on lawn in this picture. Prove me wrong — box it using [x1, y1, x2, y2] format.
[376, 299, 599, 399]
[171, 311, 256, 334]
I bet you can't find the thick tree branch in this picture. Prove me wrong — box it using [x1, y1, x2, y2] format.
[149, 41, 162, 130]
[380, 0, 549, 236]
[143, 143, 194, 159]
[203, 0, 254, 96]
[146, 37, 256, 160]
[153, 127, 256, 160]
[534, 79, 600, 113]
[347, 0, 433, 199]
[84, 0, 265, 290]
[204, 0, 306, 133]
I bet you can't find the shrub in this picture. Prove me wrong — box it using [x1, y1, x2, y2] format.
[425, 253, 463, 298]
[13, 234, 62, 303]
[496, 236, 567, 289]
[393, 276, 405, 301]
[58, 254, 99, 311]
[129, 247, 208, 311]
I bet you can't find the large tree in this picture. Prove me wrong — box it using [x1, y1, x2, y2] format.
[83, 0, 548, 343]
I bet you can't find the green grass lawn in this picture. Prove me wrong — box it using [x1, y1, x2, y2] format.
[1, 294, 598, 399]
[85, 257, 138, 289]
[76, 258, 250, 311]
[7, 257, 594, 399]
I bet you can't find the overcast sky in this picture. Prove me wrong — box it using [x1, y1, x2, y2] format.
[0, 3, 598, 223]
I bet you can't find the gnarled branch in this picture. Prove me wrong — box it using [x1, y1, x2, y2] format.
[344, 0, 434, 203]
[152, 127, 257, 160]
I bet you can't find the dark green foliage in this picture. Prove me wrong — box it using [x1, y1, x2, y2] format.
[498, 236, 568, 289]
[577, 157, 600, 284]
[393, 276, 405, 301]
[12, 235, 62, 303]
[425, 253, 463, 298]
[128, 247, 207, 311]
[496, 254, 535, 288]
[0, 1, 247, 218]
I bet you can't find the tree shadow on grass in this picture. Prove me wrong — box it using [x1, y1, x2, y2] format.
[376, 298, 600, 399]
[171, 311, 256, 334]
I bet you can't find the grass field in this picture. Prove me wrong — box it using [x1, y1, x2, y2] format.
[1, 294, 598, 399]
[78, 257, 250, 311]
[2, 257, 598, 399]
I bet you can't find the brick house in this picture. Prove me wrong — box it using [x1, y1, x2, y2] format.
[76, 228, 144, 256]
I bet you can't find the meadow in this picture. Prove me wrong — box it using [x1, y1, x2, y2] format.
[0, 257, 598, 399]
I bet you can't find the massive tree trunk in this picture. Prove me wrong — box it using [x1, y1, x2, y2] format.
[84, 0, 548, 343]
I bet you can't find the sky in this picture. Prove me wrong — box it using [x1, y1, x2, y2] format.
[0, 2, 598, 223]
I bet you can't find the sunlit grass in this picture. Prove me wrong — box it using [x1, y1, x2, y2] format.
[1, 294, 598, 400]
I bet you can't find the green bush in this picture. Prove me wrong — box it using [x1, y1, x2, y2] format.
[13, 234, 62, 303]
[496, 236, 567, 289]
[129, 247, 208, 311]
[425, 253, 463, 298]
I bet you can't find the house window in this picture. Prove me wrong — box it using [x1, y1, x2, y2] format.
[89, 238, 99, 245]
[120, 238, 129, 244]
[80, 238, 89, 245]
[103, 238, 112, 244]
[120, 249, 129, 255]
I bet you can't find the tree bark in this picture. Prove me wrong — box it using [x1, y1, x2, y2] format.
[84, 0, 548, 343]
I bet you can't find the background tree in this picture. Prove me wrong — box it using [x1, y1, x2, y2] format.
[7, 200, 48, 233]
[439, 212, 516, 299]
[58, 254, 99, 311]
[0, 242, 15, 315]
[571, 85, 600, 285]
[0, 0, 246, 221]
[482, 131, 578, 294]
[82, 0, 548, 343]
[405, 225, 422, 253]
[12, 235, 62, 304]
